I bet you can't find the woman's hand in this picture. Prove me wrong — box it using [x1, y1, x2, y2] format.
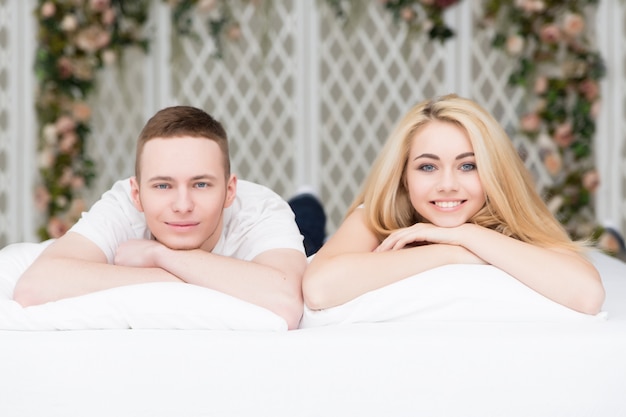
[375, 223, 486, 265]
[375, 223, 462, 251]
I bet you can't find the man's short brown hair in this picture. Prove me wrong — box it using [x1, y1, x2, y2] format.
[135, 106, 230, 179]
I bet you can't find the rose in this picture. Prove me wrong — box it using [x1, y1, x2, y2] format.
[562, 13, 585, 37]
[506, 35, 524, 56]
[582, 170, 600, 193]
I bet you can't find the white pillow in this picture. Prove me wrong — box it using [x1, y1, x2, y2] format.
[0, 241, 287, 331]
[300, 264, 607, 328]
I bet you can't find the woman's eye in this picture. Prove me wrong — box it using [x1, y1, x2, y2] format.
[418, 164, 436, 172]
[460, 162, 476, 171]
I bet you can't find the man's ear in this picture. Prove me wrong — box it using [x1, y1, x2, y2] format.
[224, 174, 237, 208]
[129, 176, 144, 212]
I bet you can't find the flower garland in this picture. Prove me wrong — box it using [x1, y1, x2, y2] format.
[481, 0, 605, 241]
[34, 0, 150, 240]
[33, 0, 611, 250]
[325, 0, 461, 42]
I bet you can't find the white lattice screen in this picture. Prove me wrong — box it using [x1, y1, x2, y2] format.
[0, 0, 10, 246]
[1, 0, 625, 246]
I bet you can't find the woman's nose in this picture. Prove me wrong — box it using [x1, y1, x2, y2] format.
[436, 170, 459, 192]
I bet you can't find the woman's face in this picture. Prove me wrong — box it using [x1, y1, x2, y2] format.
[405, 120, 486, 227]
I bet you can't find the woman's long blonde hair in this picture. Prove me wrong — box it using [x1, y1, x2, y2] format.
[349, 94, 584, 252]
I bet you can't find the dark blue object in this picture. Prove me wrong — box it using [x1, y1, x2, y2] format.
[288, 193, 327, 256]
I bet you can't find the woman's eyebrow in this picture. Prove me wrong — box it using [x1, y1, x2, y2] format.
[413, 153, 439, 161]
[456, 152, 475, 160]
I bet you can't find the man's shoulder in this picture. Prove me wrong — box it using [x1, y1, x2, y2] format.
[236, 179, 282, 201]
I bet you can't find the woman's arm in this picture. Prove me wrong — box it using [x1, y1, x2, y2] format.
[302, 209, 484, 310]
[377, 222, 605, 315]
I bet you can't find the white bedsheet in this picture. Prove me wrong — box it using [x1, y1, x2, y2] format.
[1, 252, 625, 417]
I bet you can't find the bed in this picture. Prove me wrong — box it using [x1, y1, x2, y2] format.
[1, 242, 625, 417]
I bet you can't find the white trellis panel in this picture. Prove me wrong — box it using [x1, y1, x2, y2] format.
[0, 0, 35, 247]
[167, 0, 300, 200]
[1, 0, 625, 246]
[84, 48, 148, 206]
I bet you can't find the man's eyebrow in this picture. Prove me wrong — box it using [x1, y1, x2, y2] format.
[147, 176, 174, 182]
[147, 174, 219, 182]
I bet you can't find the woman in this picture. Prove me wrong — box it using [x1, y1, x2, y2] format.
[303, 94, 605, 314]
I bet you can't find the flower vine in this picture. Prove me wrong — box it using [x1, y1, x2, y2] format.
[481, 0, 605, 241]
[34, 0, 150, 240]
[325, 0, 461, 42]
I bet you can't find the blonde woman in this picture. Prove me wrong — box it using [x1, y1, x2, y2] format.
[303, 94, 605, 314]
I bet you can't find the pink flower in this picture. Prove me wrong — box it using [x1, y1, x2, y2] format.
[72, 102, 92, 122]
[434, 0, 459, 7]
[591, 100, 601, 119]
[226, 24, 242, 41]
[553, 122, 574, 148]
[515, 0, 545, 13]
[520, 112, 541, 133]
[57, 56, 73, 79]
[579, 79, 599, 101]
[101, 49, 117, 66]
[40, 2, 56, 18]
[562, 13, 585, 37]
[61, 14, 78, 32]
[90, 0, 111, 13]
[506, 35, 524, 56]
[38, 148, 55, 169]
[542, 151, 562, 176]
[47, 217, 70, 239]
[34, 186, 51, 213]
[55, 115, 76, 134]
[401, 7, 416, 22]
[75, 25, 111, 53]
[101, 8, 116, 26]
[539, 24, 561, 44]
[71, 176, 86, 191]
[582, 170, 600, 193]
[42, 123, 58, 145]
[197, 0, 218, 13]
[59, 131, 79, 153]
[534, 76, 548, 94]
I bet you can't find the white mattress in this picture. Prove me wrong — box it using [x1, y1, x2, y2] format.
[1, 252, 625, 417]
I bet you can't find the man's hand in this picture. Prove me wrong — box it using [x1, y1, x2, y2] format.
[114, 239, 165, 268]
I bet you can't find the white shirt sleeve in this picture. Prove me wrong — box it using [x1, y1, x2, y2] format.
[214, 180, 305, 261]
[69, 179, 150, 264]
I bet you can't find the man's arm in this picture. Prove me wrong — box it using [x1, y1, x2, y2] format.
[12, 232, 182, 307]
[114, 239, 307, 329]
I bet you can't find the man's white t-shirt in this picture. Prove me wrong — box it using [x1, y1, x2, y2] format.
[70, 178, 305, 264]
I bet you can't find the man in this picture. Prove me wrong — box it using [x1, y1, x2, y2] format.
[14, 106, 307, 329]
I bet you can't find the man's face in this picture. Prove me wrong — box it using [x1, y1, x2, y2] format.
[131, 136, 236, 251]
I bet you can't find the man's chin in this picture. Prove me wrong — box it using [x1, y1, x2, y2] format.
[155, 238, 202, 251]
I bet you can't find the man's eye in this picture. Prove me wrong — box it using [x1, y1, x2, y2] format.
[195, 182, 210, 188]
[154, 184, 169, 189]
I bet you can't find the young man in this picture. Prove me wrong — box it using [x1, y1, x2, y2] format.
[14, 106, 307, 329]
